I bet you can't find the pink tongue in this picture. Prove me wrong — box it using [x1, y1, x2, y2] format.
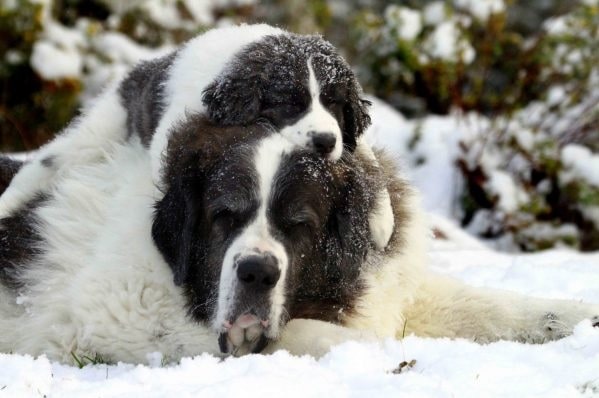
[236, 314, 260, 328]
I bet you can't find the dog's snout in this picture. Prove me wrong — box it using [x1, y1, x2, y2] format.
[311, 132, 337, 155]
[236, 255, 281, 292]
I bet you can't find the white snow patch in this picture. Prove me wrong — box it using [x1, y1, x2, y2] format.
[365, 99, 484, 218]
[44, 21, 87, 52]
[92, 32, 172, 65]
[544, 16, 569, 35]
[423, 1, 446, 25]
[454, 0, 505, 21]
[561, 144, 599, 187]
[30, 41, 83, 80]
[422, 21, 475, 63]
[486, 170, 527, 212]
[546, 86, 566, 106]
[384, 5, 422, 41]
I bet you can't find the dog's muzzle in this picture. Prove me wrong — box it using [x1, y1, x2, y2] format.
[218, 254, 281, 355]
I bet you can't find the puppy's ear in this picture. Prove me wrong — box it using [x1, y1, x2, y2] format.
[342, 88, 372, 151]
[152, 177, 203, 286]
[202, 75, 262, 126]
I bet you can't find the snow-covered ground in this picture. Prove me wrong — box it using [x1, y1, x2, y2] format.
[2, 94, 598, 398]
[2, 243, 598, 397]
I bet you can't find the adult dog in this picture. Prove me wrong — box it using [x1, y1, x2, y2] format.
[0, 24, 394, 250]
[0, 115, 597, 364]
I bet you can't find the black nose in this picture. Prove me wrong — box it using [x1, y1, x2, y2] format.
[312, 133, 337, 155]
[236, 255, 281, 292]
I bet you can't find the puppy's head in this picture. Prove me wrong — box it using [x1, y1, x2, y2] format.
[202, 33, 371, 162]
[152, 116, 376, 355]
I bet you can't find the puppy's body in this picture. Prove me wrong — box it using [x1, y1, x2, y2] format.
[0, 118, 596, 364]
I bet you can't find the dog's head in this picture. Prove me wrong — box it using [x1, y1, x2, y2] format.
[202, 33, 371, 162]
[152, 116, 378, 355]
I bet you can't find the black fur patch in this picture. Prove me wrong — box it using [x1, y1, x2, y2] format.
[269, 151, 374, 323]
[119, 51, 177, 147]
[202, 33, 371, 151]
[0, 156, 23, 196]
[40, 156, 54, 168]
[0, 195, 45, 291]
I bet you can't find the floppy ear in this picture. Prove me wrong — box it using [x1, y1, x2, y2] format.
[152, 177, 203, 286]
[202, 75, 262, 126]
[325, 177, 370, 285]
[342, 88, 372, 151]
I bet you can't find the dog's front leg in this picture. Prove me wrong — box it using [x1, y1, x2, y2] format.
[403, 272, 599, 343]
[264, 319, 377, 358]
[355, 140, 395, 251]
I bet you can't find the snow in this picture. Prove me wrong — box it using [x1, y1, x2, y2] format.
[365, 98, 479, 218]
[384, 6, 422, 41]
[2, 243, 598, 397]
[453, 0, 505, 22]
[365, 80, 598, 249]
[422, 20, 475, 63]
[30, 41, 83, 80]
[143, 0, 202, 30]
[423, 2, 446, 26]
[561, 145, 599, 187]
[486, 170, 528, 212]
[91, 32, 171, 65]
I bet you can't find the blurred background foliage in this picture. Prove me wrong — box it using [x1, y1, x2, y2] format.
[0, 0, 597, 251]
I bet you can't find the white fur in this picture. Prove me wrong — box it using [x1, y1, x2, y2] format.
[1, 139, 218, 363]
[279, 59, 343, 161]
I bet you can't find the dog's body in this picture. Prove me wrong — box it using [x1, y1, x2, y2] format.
[0, 114, 597, 364]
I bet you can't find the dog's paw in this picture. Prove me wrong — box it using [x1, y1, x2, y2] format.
[218, 314, 271, 356]
[369, 189, 394, 250]
[541, 312, 570, 340]
[266, 319, 378, 358]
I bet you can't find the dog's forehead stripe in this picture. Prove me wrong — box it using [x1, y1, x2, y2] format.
[253, 135, 294, 211]
[307, 59, 320, 101]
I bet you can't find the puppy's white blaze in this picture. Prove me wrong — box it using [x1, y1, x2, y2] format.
[214, 135, 293, 337]
[279, 59, 343, 161]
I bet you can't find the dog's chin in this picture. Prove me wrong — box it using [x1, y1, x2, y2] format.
[216, 309, 279, 356]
